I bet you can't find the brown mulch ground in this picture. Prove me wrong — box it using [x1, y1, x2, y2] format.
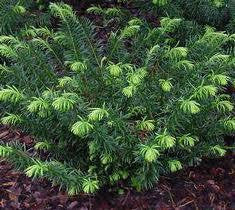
[0, 125, 234, 210]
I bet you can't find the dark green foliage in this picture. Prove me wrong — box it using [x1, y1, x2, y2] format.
[170, 0, 230, 29]
[143, 0, 235, 32]
[0, 0, 51, 35]
[0, 2, 234, 195]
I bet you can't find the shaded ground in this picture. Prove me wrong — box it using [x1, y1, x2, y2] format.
[0, 125, 234, 210]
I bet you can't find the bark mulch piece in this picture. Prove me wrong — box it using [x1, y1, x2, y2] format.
[0, 125, 234, 210]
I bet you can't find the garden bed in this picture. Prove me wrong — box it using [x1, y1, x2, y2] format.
[0, 1, 235, 209]
[0, 125, 234, 209]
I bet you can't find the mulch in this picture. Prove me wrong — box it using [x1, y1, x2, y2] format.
[0, 125, 234, 210]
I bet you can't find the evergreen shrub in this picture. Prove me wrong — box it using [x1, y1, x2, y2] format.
[0, 2, 234, 194]
[151, 0, 235, 32]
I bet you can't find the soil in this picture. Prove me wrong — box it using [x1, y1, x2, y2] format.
[0, 125, 234, 210]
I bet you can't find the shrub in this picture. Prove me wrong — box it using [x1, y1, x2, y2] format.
[150, 0, 235, 32]
[0, 0, 51, 35]
[0, 2, 234, 194]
